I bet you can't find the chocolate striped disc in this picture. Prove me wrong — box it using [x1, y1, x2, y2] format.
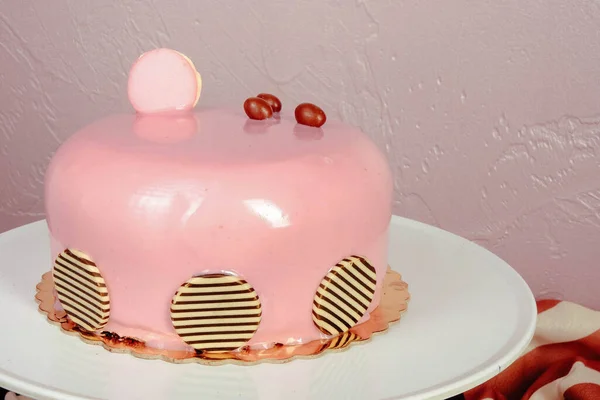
[171, 274, 262, 353]
[312, 256, 377, 335]
[52, 249, 110, 332]
[327, 331, 361, 350]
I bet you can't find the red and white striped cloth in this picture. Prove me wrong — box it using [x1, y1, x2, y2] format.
[4, 394, 29, 400]
[4, 300, 599, 400]
[464, 299, 600, 400]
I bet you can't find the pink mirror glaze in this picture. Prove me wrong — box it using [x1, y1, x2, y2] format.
[44, 107, 393, 350]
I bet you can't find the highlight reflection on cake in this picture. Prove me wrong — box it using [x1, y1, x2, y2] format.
[38, 48, 408, 364]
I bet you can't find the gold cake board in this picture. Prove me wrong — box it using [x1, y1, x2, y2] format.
[35, 266, 410, 366]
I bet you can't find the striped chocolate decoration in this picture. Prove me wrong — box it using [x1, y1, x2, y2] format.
[52, 249, 110, 332]
[327, 331, 361, 350]
[312, 255, 377, 335]
[170, 273, 262, 353]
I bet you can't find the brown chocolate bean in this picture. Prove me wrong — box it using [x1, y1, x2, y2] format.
[244, 97, 273, 120]
[294, 103, 326, 128]
[256, 93, 282, 113]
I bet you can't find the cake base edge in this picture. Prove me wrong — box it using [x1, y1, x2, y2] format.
[35, 266, 410, 366]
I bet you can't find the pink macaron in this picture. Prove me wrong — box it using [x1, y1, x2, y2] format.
[127, 48, 202, 114]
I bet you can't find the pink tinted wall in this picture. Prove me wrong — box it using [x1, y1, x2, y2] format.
[1, 1, 599, 308]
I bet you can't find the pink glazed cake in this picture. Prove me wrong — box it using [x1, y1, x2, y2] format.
[43, 49, 393, 355]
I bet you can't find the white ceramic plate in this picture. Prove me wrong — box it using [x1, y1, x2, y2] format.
[0, 216, 536, 400]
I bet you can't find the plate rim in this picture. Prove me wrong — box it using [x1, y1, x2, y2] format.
[386, 215, 537, 400]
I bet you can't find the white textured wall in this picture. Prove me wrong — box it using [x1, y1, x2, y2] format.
[1, 0, 600, 307]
